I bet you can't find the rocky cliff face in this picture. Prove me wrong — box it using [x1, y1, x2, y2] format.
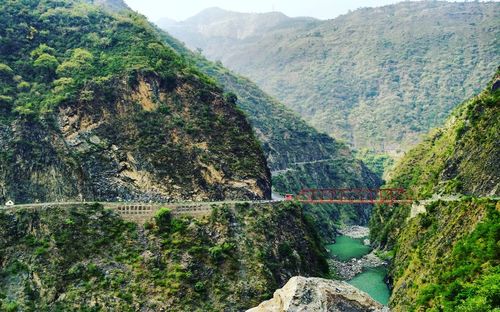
[247, 276, 385, 312]
[0, 0, 270, 204]
[0, 202, 328, 311]
[160, 28, 383, 196]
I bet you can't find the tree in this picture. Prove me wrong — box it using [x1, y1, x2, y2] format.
[0, 63, 14, 81]
[154, 208, 172, 232]
[33, 53, 59, 79]
[56, 48, 94, 78]
[30, 44, 56, 59]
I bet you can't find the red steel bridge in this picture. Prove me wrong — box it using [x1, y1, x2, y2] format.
[284, 188, 413, 204]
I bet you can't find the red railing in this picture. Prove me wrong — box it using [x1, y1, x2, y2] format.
[285, 188, 412, 204]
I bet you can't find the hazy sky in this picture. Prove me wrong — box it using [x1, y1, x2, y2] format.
[124, 0, 420, 22]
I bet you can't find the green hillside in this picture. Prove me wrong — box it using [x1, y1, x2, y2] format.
[0, 0, 271, 203]
[0, 202, 329, 311]
[163, 2, 499, 154]
[369, 71, 500, 311]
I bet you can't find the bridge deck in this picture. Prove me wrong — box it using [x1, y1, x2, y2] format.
[298, 199, 414, 204]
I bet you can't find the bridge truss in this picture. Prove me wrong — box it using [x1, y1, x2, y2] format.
[295, 188, 412, 204]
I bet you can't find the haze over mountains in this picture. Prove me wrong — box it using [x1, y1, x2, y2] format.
[161, 2, 500, 153]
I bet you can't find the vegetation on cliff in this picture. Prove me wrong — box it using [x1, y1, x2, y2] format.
[386, 198, 499, 312]
[369, 72, 500, 311]
[163, 2, 499, 153]
[0, 202, 329, 311]
[371, 70, 499, 247]
[0, 0, 270, 204]
[385, 72, 499, 200]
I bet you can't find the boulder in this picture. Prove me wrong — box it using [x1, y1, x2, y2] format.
[247, 276, 386, 312]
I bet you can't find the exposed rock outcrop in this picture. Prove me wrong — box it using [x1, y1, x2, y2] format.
[337, 225, 370, 239]
[247, 276, 386, 312]
[0, 0, 271, 205]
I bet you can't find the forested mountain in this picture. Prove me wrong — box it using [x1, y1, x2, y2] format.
[369, 71, 499, 311]
[0, 0, 381, 221]
[162, 2, 500, 154]
[0, 0, 271, 204]
[1, 0, 498, 311]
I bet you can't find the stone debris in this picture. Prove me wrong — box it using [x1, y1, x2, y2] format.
[329, 251, 388, 280]
[337, 225, 370, 238]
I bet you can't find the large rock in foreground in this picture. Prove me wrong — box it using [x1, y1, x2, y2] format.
[247, 276, 385, 312]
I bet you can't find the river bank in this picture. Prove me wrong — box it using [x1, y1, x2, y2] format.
[326, 225, 391, 306]
[337, 225, 370, 238]
[328, 250, 388, 280]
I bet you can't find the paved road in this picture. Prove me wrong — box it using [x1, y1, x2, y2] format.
[271, 158, 337, 175]
[0, 200, 281, 222]
[0, 200, 278, 209]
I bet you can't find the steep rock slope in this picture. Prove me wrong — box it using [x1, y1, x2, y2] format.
[0, 202, 329, 311]
[384, 198, 499, 311]
[0, 0, 270, 204]
[369, 72, 500, 311]
[90, 0, 382, 198]
[158, 27, 381, 190]
[163, 2, 499, 152]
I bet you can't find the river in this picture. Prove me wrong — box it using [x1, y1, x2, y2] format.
[326, 228, 390, 306]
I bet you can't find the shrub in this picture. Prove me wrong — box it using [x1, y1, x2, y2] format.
[1, 300, 19, 312]
[154, 208, 172, 232]
[194, 281, 205, 292]
[0, 63, 14, 80]
[208, 242, 234, 261]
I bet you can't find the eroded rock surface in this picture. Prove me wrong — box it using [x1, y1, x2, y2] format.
[247, 276, 386, 312]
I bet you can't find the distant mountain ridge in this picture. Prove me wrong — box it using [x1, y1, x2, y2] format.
[162, 1, 500, 153]
[163, 7, 318, 45]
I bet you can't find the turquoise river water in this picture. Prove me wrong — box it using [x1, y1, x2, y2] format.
[326, 235, 390, 305]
